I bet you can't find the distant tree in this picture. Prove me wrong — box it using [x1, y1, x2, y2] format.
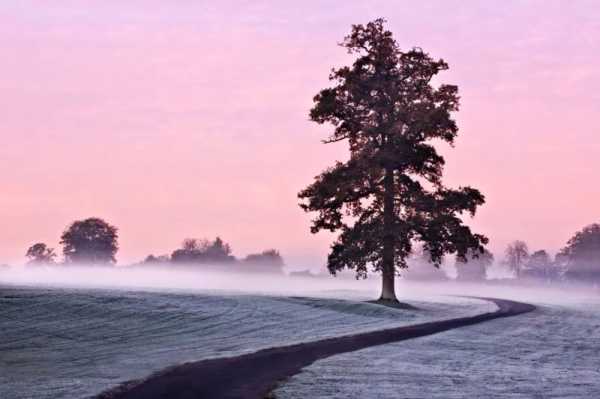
[205, 237, 235, 263]
[171, 238, 205, 263]
[171, 237, 235, 264]
[60, 217, 118, 265]
[298, 19, 487, 302]
[560, 223, 600, 282]
[522, 250, 559, 282]
[455, 248, 493, 281]
[505, 240, 529, 278]
[243, 249, 285, 273]
[171, 238, 207, 263]
[25, 243, 57, 265]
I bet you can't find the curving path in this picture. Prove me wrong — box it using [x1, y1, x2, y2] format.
[97, 297, 535, 399]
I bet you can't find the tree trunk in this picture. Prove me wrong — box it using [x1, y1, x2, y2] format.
[380, 167, 397, 302]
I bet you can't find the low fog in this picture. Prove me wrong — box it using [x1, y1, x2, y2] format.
[1, 264, 597, 307]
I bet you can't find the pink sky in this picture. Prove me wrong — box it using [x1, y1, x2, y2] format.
[1, 1, 599, 268]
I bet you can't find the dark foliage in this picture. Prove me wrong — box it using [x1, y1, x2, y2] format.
[25, 242, 57, 265]
[171, 237, 235, 264]
[60, 217, 118, 265]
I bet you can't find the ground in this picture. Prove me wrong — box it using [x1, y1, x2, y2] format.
[0, 271, 598, 399]
[0, 283, 492, 399]
[275, 290, 600, 398]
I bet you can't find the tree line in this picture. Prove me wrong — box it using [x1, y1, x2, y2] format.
[452, 223, 600, 283]
[24, 217, 284, 272]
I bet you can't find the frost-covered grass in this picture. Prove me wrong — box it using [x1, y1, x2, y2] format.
[0, 284, 492, 399]
[275, 288, 600, 399]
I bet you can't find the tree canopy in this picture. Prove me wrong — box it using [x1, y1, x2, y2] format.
[60, 217, 118, 265]
[298, 19, 487, 301]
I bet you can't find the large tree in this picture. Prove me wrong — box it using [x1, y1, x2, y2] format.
[60, 217, 119, 265]
[560, 223, 600, 282]
[298, 19, 487, 302]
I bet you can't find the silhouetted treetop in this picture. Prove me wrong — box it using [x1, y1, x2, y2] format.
[181, 238, 208, 253]
[205, 237, 233, 261]
[60, 217, 118, 265]
[311, 19, 460, 153]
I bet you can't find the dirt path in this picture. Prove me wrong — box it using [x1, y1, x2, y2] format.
[97, 297, 535, 399]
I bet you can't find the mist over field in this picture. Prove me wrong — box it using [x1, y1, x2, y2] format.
[1, 262, 597, 302]
[0, 264, 361, 297]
